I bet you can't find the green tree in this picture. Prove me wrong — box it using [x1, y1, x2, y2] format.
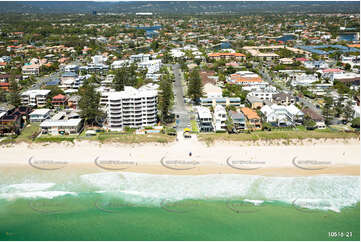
[79, 83, 103, 126]
[351, 117, 360, 129]
[187, 69, 203, 104]
[7, 77, 21, 107]
[322, 96, 333, 125]
[158, 74, 174, 123]
[343, 100, 354, 122]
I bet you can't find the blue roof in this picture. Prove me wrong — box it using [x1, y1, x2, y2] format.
[62, 72, 78, 77]
[46, 79, 60, 86]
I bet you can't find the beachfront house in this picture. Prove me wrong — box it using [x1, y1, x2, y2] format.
[228, 110, 247, 132]
[40, 118, 83, 135]
[241, 107, 262, 130]
[261, 104, 304, 127]
[195, 106, 213, 132]
[212, 105, 227, 132]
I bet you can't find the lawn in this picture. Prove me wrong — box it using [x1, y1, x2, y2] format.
[15, 123, 41, 143]
[190, 119, 199, 133]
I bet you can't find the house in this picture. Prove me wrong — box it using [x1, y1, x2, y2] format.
[51, 94, 68, 107]
[208, 52, 246, 61]
[261, 104, 304, 127]
[138, 59, 162, 74]
[195, 106, 213, 132]
[0, 106, 32, 135]
[247, 86, 278, 101]
[241, 107, 262, 130]
[29, 108, 51, 122]
[64, 64, 79, 73]
[130, 54, 150, 63]
[203, 83, 222, 98]
[40, 118, 83, 135]
[212, 105, 227, 132]
[200, 97, 240, 107]
[289, 73, 318, 87]
[228, 110, 247, 132]
[68, 95, 81, 110]
[227, 71, 268, 90]
[22, 63, 40, 76]
[303, 60, 328, 69]
[302, 107, 326, 129]
[279, 58, 294, 65]
[247, 96, 264, 109]
[21, 90, 51, 107]
[272, 92, 295, 105]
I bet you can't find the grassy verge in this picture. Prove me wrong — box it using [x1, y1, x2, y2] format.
[190, 119, 199, 133]
[96, 133, 175, 144]
[198, 130, 359, 146]
[15, 123, 41, 142]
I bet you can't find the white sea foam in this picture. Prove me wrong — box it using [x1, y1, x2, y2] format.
[0, 183, 56, 193]
[80, 172, 360, 212]
[0, 191, 77, 201]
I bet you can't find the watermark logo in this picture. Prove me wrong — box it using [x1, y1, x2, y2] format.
[95, 199, 136, 213]
[160, 157, 200, 171]
[160, 199, 201, 213]
[28, 156, 68, 171]
[94, 156, 137, 171]
[292, 198, 334, 213]
[292, 156, 331, 170]
[226, 156, 266, 170]
[226, 200, 264, 214]
[29, 200, 67, 214]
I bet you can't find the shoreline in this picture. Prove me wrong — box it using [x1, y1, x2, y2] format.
[0, 138, 359, 176]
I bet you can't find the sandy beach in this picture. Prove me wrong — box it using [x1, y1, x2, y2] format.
[0, 138, 359, 176]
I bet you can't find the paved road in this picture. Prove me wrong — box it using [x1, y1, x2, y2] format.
[29, 72, 60, 90]
[171, 64, 190, 131]
[259, 66, 322, 115]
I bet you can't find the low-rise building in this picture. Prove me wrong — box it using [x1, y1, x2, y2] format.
[21, 90, 51, 107]
[261, 104, 304, 127]
[200, 97, 241, 107]
[208, 52, 246, 61]
[246, 96, 264, 109]
[212, 105, 227, 132]
[228, 110, 247, 132]
[272, 92, 296, 105]
[51, 94, 68, 107]
[195, 106, 213, 132]
[29, 108, 51, 122]
[241, 107, 262, 130]
[40, 118, 83, 135]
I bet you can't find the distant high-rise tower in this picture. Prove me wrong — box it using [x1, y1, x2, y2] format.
[92, 10, 97, 15]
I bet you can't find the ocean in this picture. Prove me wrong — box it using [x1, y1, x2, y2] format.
[0, 170, 359, 241]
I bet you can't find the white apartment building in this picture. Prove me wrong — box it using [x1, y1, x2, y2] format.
[138, 59, 162, 74]
[247, 86, 278, 101]
[21, 90, 51, 107]
[212, 105, 227, 132]
[289, 73, 318, 87]
[64, 64, 79, 73]
[130, 54, 150, 63]
[102, 85, 158, 131]
[92, 55, 107, 65]
[111, 60, 130, 69]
